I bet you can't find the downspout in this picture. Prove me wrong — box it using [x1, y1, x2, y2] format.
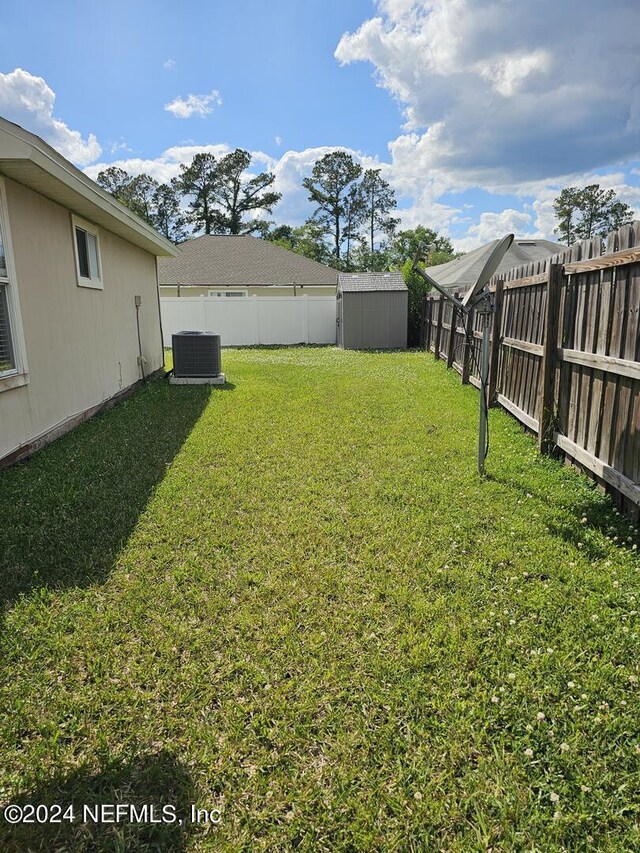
[135, 294, 146, 382]
[155, 256, 166, 373]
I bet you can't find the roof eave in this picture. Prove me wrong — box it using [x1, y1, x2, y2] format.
[0, 117, 177, 257]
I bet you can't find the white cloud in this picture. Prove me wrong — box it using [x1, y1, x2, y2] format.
[164, 90, 222, 119]
[163, 59, 177, 71]
[336, 0, 640, 187]
[452, 209, 538, 253]
[0, 67, 101, 166]
[275, 135, 282, 146]
[109, 138, 133, 155]
[473, 49, 551, 98]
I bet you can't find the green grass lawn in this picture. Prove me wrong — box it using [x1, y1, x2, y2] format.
[1, 346, 638, 851]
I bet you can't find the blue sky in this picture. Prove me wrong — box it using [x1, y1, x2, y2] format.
[1, 0, 639, 250]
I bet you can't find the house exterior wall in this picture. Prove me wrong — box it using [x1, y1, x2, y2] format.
[0, 176, 163, 464]
[159, 285, 337, 298]
[340, 291, 408, 349]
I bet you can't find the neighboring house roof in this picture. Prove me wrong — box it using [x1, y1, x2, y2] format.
[427, 237, 567, 294]
[511, 239, 567, 263]
[0, 116, 176, 257]
[158, 235, 339, 286]
[338, 272, 407, 292]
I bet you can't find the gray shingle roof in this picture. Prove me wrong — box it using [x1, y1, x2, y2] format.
[338, 272, 407, 292]
[157, 235, 339, 287]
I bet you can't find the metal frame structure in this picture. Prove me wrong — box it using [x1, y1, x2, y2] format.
[411, 234, 514, 474]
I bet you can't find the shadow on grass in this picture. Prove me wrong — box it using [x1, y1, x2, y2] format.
[0, 378, 218, 622]
[486, 469, 639, 559]
[0, 749, 197, 852]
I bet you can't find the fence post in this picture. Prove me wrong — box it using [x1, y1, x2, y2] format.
[252, 294, 260, 345]
[433, 297, 444, 360]
[461, 307, 474, 384]
[423, 298, 431, 350]
[426, 298, 434, 351]
[538, 263, 563, 452]
[302, 294, 309, 344]
[487, 279, 504, 407]
[446, 296, 459, 369]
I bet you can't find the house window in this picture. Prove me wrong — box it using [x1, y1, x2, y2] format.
[0, 281, 16, 374]
[208, 289, 248, 298]
[0, 179, 27, 384]
[72, 216, 103, 289]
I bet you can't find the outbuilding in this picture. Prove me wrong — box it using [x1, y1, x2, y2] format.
[337, 272, 408, 350]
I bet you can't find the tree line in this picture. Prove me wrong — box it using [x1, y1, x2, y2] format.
[96, 149, 456, 273]
[97, 147, 635, 267]
[96, 149, 280, 244]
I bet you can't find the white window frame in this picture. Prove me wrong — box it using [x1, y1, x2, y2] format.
[207, 289, 248, 298]
[0, 176, 29, 391]
[72, 214, 103, 290]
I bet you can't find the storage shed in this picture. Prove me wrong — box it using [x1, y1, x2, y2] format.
[337, 272, 408, 349]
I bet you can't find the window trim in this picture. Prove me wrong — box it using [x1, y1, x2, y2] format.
[71, 214, 103, 290]
[207, 289, 248, 298]
[0, 176, 29, 388]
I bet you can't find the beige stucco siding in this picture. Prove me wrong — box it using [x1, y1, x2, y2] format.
[0, 177, 163, 462]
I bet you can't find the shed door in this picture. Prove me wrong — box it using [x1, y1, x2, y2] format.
[336, 292, 343, 347]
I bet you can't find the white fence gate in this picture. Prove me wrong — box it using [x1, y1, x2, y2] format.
[160, 295, 337, 347]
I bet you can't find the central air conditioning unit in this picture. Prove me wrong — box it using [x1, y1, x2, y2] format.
[169, 331, 225, 385]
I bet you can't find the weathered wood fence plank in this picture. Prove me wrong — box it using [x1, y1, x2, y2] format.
[422, 220, 640, 516]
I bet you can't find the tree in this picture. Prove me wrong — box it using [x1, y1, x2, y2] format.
[96, 167, 158, 224]
[302, 151, 363, 266]
[173, 153, 221, 235]
[266, 224, 296, 245]
[153, 182, 187, 243]
[392, 227, 458, 346]
[552, 187, 581, 246]
[402, 258, 430, 347]
[127, 174, 159, 222]
[387, 226, 456, 269]
[96, 166, 133, 203]
[97, 167, 186, 243]
[342, 184, 366, 271]
[174, 149, 281, 236]
[553, 184, 634, 245]
[265, 221, 334, 265]
[213, 149, 281, 235]
[360, 169, 399, 255]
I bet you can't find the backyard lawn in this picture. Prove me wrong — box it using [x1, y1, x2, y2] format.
[0, 346, 638, 851]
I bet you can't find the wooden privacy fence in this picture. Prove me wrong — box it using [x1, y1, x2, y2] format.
[422, 221, 640, 518]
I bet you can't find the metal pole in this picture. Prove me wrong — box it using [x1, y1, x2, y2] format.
[478, 316, 490, 475]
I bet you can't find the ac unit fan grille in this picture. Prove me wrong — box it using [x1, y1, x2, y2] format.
[172, 331, 222, 377]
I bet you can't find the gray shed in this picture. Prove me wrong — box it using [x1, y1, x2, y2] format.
[337, 272, 408, 349]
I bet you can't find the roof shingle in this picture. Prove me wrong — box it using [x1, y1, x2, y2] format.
[158, 235, 339, 287]
[338, 272, 407, 292]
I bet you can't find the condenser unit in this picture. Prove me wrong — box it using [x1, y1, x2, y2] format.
[170, 331, 225, 385]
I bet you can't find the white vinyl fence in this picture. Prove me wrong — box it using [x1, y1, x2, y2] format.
[160, 295, 337, 347]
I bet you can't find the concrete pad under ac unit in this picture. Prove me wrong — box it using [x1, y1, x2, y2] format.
[169, 373, 226, 385]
